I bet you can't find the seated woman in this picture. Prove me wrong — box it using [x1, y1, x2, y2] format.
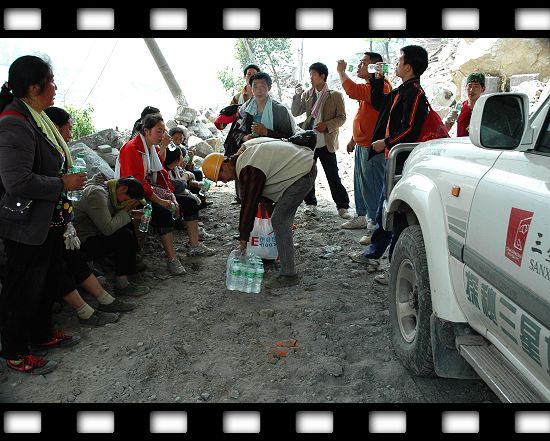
[45, 106, 139, 326]
[116, 113, 215, 263]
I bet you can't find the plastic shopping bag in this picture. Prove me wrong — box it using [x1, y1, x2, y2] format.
[247, 203, 278, 260]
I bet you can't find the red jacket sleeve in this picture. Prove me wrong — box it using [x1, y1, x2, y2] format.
[119, 139, 154, 198]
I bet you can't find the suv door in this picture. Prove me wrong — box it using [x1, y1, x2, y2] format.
[462, 100, 550, 399]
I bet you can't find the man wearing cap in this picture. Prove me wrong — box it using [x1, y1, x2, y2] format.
[202, 139, 316, 289]
[445, 72, 486, 137]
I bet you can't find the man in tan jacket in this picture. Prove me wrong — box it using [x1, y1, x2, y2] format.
[291, 62, 350, 219]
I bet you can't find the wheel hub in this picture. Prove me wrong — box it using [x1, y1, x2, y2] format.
[396, 259, 418, 344]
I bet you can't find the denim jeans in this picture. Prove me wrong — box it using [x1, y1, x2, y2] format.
[354, 146, 386, 219]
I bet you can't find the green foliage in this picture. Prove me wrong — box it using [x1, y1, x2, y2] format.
[65, 104, 96, 140]
[217, 67, 241, 95]
[235, 38, 294, 101]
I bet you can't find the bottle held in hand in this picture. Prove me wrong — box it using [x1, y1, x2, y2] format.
[67, 153, 87, 201]
[139, 202, 153, 233]
[368, 63, 389, 74]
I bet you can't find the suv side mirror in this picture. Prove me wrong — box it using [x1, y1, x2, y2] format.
[470, 93, 529, 150]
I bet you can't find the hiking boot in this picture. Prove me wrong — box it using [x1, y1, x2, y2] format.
[264, 273, 300, 289]
[348, 252, 379, 266]
[97, 297, 137, 313]
[78, 310, 119, 327]
[338, 208, 352, 219]
[115, 282, 150, 297]
[187, 243, 216, 257]
[304, 205, 318, 216]
[6, 355, 57, 375]
[375, 271, 389, 286]
[168, 258, 186, 275]
[359, 235, 372, 246]
[30, 330, 81, 352]
[340, 216, 367, 229]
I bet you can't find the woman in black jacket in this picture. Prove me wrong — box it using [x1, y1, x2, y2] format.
[0, 55, 86, 374]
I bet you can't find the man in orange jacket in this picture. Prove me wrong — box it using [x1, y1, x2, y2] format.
[337, 53, 392, 245]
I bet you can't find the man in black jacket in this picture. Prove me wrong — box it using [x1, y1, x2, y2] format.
[349, 45, 429, 270]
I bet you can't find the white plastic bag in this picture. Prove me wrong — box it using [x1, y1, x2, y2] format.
[247, 203, 278, 260]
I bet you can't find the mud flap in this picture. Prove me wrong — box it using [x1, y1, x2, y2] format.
[431, 315, 479, 379]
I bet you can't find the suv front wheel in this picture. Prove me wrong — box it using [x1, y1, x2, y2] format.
[389, 225, 435, 376]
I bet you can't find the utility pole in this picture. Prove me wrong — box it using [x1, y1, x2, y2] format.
[143, 38, 188, 107]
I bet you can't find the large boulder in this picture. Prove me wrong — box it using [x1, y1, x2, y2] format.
[73, 129, 124, 151]
[205, 137, 224, 152]
[187, 136, 213, 158]
[69, 143, 115, 179]
[175, 106, 198, 125]
[188, 122, 215, 141]
[451, 38, 550, 99]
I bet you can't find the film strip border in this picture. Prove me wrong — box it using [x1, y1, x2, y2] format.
[0, 6, 549, 36]
[1, 404, 550, 436]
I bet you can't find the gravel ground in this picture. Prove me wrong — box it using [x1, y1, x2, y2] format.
[0, 132, 498, 404]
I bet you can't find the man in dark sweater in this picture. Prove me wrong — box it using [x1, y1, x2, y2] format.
[349, 45, 429, 270]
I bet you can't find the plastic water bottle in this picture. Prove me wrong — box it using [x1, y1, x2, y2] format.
[226, 254, 237, 290]
[253, 259, 264, 293]
[139, 203, 153, 233]
[170, 202, 177, 220]
[199, 178, 211, 197]
[347, 64, 355, 72]
[368, 63, 389, 74]
[67, 153, 87, 201]
[455, 102, 463, 112]
[244, 262, 255, 293]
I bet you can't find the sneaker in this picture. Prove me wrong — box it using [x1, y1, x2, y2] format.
[30, 330, 81, 351]
[115, 282, 151, 297]
[348, 252, 379, 266]
[187, 243, 216, 257]
[359, 235, 372, 246]
[338, 208, 352, 219]
[374, 271, 389, 285]
[304, 205, 318, 216]
[340, 216, 367, 229]
[78, 310, 120, 327]
[265, 273, 300, 289]
[6, 355, 57, 375]
[168, 258, 186, 275]
[198, 227, 214, 240]
[97, 297, 137, 313]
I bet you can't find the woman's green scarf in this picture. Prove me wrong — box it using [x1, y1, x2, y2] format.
[22, 101, 73, 169]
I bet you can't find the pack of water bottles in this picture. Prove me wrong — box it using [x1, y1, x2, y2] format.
[226, 249, 264, 293]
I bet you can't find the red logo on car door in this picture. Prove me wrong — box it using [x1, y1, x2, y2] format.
[505, 208, 534, 266]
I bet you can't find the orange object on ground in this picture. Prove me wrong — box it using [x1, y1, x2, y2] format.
[276, 339, 298, 348]
[270, 348, 288, 358]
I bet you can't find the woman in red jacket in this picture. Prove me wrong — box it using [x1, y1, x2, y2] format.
[116, 113, 187, 275]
